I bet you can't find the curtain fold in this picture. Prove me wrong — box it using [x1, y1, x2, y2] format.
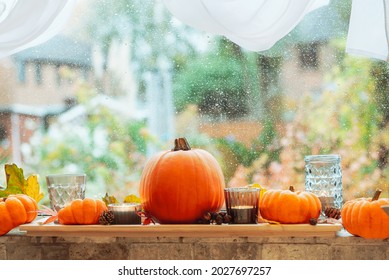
[0, 0, 76, 59]
[2, 0, 389, 63]
[346, 0, 389, 62]
[162, 0, 330, 51]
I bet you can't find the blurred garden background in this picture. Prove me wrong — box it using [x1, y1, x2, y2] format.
[1, 0, 389, 204]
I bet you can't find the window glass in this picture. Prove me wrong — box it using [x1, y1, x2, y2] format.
[35, 63, 42, 85]
[1, 0, 388, 203]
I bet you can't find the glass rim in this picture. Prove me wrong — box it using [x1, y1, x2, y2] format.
[46, 173, 86, 178]
[224, 187, 260, 193]
[304, 154, 340, 162]
[108, 203, 141, 211]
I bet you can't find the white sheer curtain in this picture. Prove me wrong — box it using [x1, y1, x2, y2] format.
[162, 0, 330, 51]
[346, 0, 389, 62]
[2, 0, 389, 62]
[0, 0, 76, 59]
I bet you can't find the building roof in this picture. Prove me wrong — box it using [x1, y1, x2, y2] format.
[0, 104, 66, 117]
[12, 35, 92, 68]
[57, 95, 147, 124]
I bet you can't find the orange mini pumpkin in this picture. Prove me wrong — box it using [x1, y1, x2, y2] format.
[0, 194, 38, 236]
[341, 189, 389, 239]
[139, 137, 225, 223]
[57, 198, 107, 225]
[259, 186, 321, 224]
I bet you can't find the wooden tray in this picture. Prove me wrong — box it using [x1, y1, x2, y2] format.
[19, 220, 342, 238]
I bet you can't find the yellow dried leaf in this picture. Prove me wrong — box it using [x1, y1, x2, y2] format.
[123, 194, 141, 204]
[102, 193, 119, 206]
[257, 216, 280, 225]
[0, 163, 44, 202]
[249, 183, 267, 198]
[25, 174, 44, 202]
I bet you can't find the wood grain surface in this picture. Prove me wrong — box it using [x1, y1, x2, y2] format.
[19, 220, 342, 238]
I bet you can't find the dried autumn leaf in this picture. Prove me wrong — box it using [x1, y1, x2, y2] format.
[102, 192, 119, 206]
[257, 216, 280, 225]
[37, 205, 58, 224]
[143, 217, 155, 226]
[0, 164, 24, 196]
[136, 210, 155, 225]
[25, 174, 44, 202]
[250, 183, 267, 199]
[0, 163, 44, 202]
[123, 194, 141, 204]
[43, 216, 58, 225]
[38, 205, 58, 217]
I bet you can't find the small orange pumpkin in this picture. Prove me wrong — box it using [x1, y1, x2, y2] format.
[139, 137, 225, 223]
[57, 198, 107, 225]
[0, 194, 38, 236]
[259, 186, 321, 224]
[341, 189, 389, 239]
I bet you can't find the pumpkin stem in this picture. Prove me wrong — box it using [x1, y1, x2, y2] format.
[372, 189, 382, 201]
[289, 186, 295, 192]
[172, 137, 191, 151]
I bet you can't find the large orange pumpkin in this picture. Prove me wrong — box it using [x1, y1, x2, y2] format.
[341, 189, 389, 239]
[0, 194, 38, 236]
[259, 186, 321, 224]
[139, 137, 225, 223]
[57, 198, 107, 225]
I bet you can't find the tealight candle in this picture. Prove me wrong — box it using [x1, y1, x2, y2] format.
[230, 205, 256, 224]
[108, 203, 141, 224]
[224, 187, 260, 224]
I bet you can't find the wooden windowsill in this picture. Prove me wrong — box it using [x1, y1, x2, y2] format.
[18, 222, 342, 238]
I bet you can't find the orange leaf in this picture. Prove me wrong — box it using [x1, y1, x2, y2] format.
[43, 215, 58, 225]
[143, 217, 155, 226]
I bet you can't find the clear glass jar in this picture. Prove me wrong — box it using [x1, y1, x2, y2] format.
[305, 155, 343, 210]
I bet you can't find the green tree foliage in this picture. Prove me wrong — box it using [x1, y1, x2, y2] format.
[173, 54, 247, 118]
[173, 38, 260, 119]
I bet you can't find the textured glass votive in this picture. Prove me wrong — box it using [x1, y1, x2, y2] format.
[305, 154, 343, 209]
[46, 174, 86, 211]
[224, 187, 260, 224]
[108, 203, 141, 224]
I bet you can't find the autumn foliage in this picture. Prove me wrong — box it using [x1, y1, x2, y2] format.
[226, 57, 389, 201]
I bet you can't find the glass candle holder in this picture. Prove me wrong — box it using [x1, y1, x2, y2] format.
[108, 203, 141, 224]
[305, 154, 343, 210]
[46, 174, 86, 212]
[224, 187, 260, 224]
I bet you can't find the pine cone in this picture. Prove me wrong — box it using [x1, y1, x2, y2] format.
[223, 214, 232, 223]
[215, 214, 223, 225]
[99, 210, 115, 225]
[324, 207, 341, 219]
